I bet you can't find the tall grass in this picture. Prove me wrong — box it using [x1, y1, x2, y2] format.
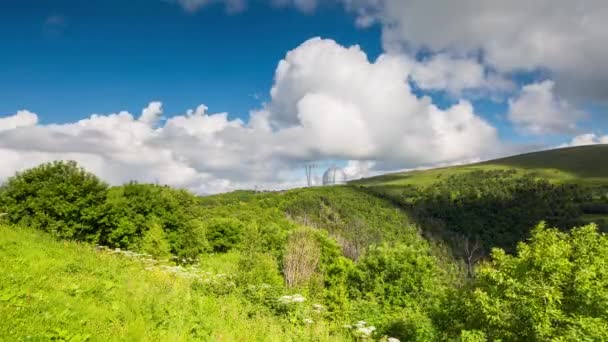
[0, 225, 349, 341]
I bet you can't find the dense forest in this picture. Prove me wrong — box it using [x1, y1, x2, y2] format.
[2, 161, 608, 340]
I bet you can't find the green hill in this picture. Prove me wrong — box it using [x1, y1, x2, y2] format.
[3, 158, 608, 340]
[351, 145, 608, 260]
[355, 144, 608, 189]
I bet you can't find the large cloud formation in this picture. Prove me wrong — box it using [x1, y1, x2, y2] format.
[344, 0, 608, 104]
[0, 38, 501, 193]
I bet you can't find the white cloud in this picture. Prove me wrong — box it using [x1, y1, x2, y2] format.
[171, 0, 246, 13]
[0, 110, 38, 132]
[171, 0, 317, 13]
[559, 133, 608, 148]
[508, 80, 584, 135]
[343, 160, 375, 180]
[0, 38, 501, 194]
[409, 54, 513, 96]
[344, 0, 608, 102]
[266, 38, 499, 164]
[139, 101, 164, 126]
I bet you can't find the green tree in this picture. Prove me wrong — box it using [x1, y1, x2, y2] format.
[205, 217, 243, 252]
[454, 223, 608, 341]
[0, 161, 108, 241]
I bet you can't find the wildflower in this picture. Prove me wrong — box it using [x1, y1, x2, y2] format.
[355, 321, 367, 328]
[278, 295, 292, 304]
[312, 303, 324, 311]
[303, 318, 314, 325]
[291, 294, 305, 303]
[342, 324, 352, 329]
[356, 326, 375, 337]
[388, 338, 400, 342]
[277, 294, 306, 304]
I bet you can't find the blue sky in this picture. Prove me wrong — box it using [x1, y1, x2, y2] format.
[0, 0, 606, 193]
[0, 0, 382, 123]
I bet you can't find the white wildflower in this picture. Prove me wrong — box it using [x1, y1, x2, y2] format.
[388, 338, 400, 342]
[278, 294, 306, 304]
[342, 324, 352, 329]
[312, 303, 324, 311]
[355, 321, 367, 328]
[278, 295, 293, 304]
[291, 294, 306, 303]
[356, 326, 376, 337]
[303, 318, 314, 325]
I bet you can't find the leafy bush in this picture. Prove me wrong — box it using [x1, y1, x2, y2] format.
[0, 161, 108, 241]
[450, 223, 608, 340]
[140, 219, 171, 258]
[205, 217, 243, 252]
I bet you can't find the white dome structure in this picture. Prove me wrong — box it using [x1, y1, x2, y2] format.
[322, 166, 347, 186]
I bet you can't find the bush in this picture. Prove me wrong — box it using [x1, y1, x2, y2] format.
[140, 219, 171, 258]
[0, 161, 108, 241]
[206, 217, 243, 253]
[453, 223, 608, 340]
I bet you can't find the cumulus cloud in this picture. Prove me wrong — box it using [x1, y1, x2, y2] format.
[343, 160, 375, 180]
[139, 101, 164, 126]
[266, 38, 499, 165]
[559, 133, 608, 148]
[508, 80, 584, 135]
[0, 38, 501, 194]
[0, 110, 38, 132]
[344, 0, 608, 103]
[409, 54, 513, 96]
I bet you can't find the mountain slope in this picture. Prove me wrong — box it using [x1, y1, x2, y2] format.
[355, 145, 608, 188]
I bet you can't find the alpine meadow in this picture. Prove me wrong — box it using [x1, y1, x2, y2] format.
[2, 1, 608, 341]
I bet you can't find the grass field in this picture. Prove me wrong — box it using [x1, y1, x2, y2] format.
[0, 225, 348, 342]
[355, 145, 608, 189]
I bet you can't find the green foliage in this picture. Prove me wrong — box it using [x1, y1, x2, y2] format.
[0, 225, 349, 341]
[205, 217, 243, 252]
[356, 145, 608, 189]
[140, 219, 171, 258]
[0, 161, 108, 241]
[450, 223, 608, 341]
[460, 330, 487, 342]
[351, 241, 446, 309]
[98, 182, 204, 257]
[5, 160, 608, 340]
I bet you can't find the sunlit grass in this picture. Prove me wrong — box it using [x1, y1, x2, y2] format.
[0, 225, 348, 341]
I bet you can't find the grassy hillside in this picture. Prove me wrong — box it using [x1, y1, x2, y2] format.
[356, 145, 608, 189]
[3, 160, 608, 340]
[350, 146, 608, 259]
[0, 224, 348, 341]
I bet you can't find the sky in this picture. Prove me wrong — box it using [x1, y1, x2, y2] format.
[0, 0, 607, 193]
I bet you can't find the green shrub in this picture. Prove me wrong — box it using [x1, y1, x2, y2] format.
[0, 160, 108, 241]
[206, 217, 243, 252]
[140, 219, 171, 258]
[454, 223, 608, 340]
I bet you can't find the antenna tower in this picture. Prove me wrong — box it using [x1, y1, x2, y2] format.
[304, 163, 316, 187]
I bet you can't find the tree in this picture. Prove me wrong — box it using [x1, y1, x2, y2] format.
[455, 223, 608, 340]
[0, 161, 108, 241]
